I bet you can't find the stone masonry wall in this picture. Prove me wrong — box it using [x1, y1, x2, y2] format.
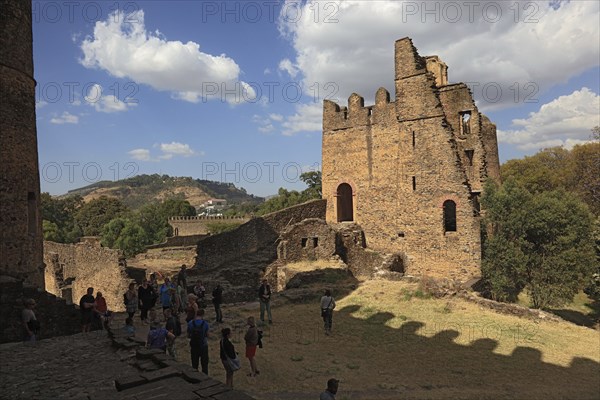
[277, 218, 337, 262]
[322, 38, 499, 282]
[169, 216, 250, 236]
[194, 200, 326, 269]
[0, 275, 81, 343]
[44, 241, 131, 312]
[0, 0, 44, 288]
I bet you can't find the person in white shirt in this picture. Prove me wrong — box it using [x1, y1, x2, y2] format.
[320, 289, 336, 335]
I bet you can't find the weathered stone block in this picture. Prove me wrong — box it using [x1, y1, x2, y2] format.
[136, 348, 164, 359]
[140, 366, 181, 382]
[114, 375, 147, 391]
[195, 384, 230, 398]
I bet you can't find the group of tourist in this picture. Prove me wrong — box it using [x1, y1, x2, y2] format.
[21, 264, 341, 397]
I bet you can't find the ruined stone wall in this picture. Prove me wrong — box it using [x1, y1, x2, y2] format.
[277, 219, 337, 262]
[145, 234, 208, 249]
[44, 241, 131, 311]
[322, 38, 496, 282]
[0, 0, 44, 288]
[0, 276, 81, 343]
[169, 216, 249, 236]
[195, 200, 326, 269]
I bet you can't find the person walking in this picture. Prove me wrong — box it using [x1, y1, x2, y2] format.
[258, 279, 273, 324]
[187, 308, 210, 374]
[79, 287, 95, 333]
[138, 279, 155, 324]
[320, 289, 336, 335]
[22, 298, 39, 342]
[320, 378, 340, 400]
[244, 316, 260, 377]
[220, 328, 239, 388]
[125, 282, 138, 320]
[212, 283, 223, 323]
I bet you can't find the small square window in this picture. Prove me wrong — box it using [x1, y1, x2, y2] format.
[313, 237, 319, 247]
[301, 238, 308, 248]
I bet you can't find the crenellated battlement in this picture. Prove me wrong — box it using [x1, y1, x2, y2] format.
[323, 88, 396, 131]
[168, 216, 250, 222]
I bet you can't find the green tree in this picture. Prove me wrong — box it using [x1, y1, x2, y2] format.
[42, 220, 61, 242]
[481, 179, 596, 308]
[300, 170, 322, 199]
[74, 196, 129, 236]
[101, 217, 149, 257]
[41, 193, 84, 243]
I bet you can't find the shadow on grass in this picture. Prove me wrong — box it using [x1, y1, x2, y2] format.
[317, 305, 600, 399]
[547, 299, 600, 329]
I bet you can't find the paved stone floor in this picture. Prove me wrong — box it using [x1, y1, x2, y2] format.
[0, 331, 127, 399]
[0, 327, 255, 400]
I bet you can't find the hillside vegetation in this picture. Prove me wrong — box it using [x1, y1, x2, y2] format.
[62, 174, 262, 210]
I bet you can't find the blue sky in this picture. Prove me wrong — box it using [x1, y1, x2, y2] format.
[33, 0, 600, 197]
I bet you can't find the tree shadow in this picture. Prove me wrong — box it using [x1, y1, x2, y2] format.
[547, 299, 600, 329]
[327, 304, 600, 399]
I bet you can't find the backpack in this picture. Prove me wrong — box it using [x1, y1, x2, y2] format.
[189, 320, 206, 346]
[257, 329, 264, 349]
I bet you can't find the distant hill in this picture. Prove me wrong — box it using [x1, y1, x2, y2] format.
[61, 174, 263, 210]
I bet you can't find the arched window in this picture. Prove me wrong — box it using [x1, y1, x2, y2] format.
[443, 200, 457, 232]
[336, 183, 354, 222]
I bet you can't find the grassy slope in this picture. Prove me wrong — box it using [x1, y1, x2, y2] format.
[169, 279, 599, 400]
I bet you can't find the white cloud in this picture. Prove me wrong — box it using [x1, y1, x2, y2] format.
[80, 10, 255, 104]
[278, 1, 599, 111]
[50, 112, 79, 124]
[128, 142, 200, 161]
[498, 87, 600, 150]
[159, 142, 196, 157]
[278, 58, 299, 78]
[252, 114, 275, 134]
[281, 103, 322, 136]
[264, 68, 272, 75]
[128, 148, 152, 161]
[85, 84, 136, 113]
[36, 100, 48, 109]
[253, 104, 322, 136]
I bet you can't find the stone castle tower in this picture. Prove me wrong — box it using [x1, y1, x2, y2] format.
[0, 0, 45, 287]
[321, 37, 500, 280]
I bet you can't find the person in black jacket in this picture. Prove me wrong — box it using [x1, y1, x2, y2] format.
[138, 279, 155, 324]
[220, 328, 238, 387]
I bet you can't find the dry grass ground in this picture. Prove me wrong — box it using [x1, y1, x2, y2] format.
[156, 279, 600, 400]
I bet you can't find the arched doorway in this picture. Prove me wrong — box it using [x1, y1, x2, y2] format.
[443, 200, 457, 232]
[336, 183, 354, 222]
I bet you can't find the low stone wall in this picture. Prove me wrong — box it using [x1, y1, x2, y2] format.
[44, 240, 132, 312]
[169, 216, 250, 236]
[146, 234, 208, 249]
[195, 199, 326, 269]
[0, 275, 81, 343]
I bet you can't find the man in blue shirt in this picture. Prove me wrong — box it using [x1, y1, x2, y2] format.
[160, 278, 174, 312]
[187, 308, 210, 374]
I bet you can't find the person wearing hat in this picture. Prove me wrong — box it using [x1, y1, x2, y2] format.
[320, 378, 340, 400]
[22, 298, 39, 342]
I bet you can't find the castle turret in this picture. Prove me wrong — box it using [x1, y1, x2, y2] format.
[0, 0, 45, 287]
